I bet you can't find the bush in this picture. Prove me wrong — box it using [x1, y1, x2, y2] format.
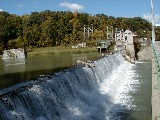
[86, 41, 96, 47]
[0, 46, 3, 54]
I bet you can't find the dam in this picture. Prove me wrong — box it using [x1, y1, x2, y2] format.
[0, 52, 151, 120]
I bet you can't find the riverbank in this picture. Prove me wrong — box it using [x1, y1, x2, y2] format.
[27, 46, 97, 57]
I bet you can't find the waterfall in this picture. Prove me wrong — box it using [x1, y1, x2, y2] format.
[0, 53, 135, 120]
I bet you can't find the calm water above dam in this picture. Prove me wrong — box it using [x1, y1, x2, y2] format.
[0, 53, 151, 120]
[0, 53, 101, 89]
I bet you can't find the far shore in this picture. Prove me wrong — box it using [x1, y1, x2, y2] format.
[27, 46, 97, 57]
[0, 46, 98, 58]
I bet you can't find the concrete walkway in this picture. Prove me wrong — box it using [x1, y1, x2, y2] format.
[152, 41, 160, 120]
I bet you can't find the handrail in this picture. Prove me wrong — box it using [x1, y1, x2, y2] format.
[152, 43, 160, 88]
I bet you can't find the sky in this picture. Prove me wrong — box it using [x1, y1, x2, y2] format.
[0, 0, 160, 25]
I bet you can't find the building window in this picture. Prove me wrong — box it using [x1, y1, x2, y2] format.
[125, 36, 127, 41]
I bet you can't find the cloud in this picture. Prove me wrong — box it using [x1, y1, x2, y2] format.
[59, 1, 84, 11]
[0, 9, 3, 12]
[143, 13, 160, 23]
[155, 24, 160, 26]
[15, 4, 24, 8]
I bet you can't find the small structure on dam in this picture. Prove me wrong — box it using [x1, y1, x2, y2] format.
[2, 48, 26, 59]
[114, 29, 138, 62]
[96, 40, 111, 53]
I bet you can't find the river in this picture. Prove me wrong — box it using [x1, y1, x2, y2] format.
[127, 61, 152, 119]
[0, 53, 151, 120]
[0, 53, 101, 89]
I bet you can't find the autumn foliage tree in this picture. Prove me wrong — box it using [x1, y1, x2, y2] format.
[0, 10, 155, 54]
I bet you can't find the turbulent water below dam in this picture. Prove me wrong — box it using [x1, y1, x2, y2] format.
[0, 53, 151, 120]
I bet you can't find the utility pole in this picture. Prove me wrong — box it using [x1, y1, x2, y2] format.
[151, 0, 155, 45]
[88, 26, 93, 39]
[88, 27, 90, 39]
[84, 25, 86, 41]
[107, 26, 108, 39]
[115, 28, 118, 41]
[107, 26, 114, 40]
[91, 24, 93, 36]
[111, 26, 113, 39]
[84, 24, 93, 40]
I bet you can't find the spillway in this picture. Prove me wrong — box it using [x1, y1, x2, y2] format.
[0, 53, 147, 120]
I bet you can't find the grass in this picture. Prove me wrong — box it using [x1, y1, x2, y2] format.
[27, 46, 97, 56]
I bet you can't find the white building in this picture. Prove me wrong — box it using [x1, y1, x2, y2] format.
[115, 30, 137, 44]
[115, 29, 138, 61]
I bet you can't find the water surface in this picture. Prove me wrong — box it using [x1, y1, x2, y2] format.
[0, 54, 152, 120]
[0, 53, 101, 89]
[128, 61, 152, 119]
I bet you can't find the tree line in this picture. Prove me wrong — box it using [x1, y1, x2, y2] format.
[0, 10, 159, 54]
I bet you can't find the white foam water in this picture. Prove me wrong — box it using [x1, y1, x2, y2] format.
[99, 59, 140, 119]
[0, 53, 141, 120]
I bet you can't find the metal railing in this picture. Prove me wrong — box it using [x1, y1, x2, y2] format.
[152, 43, 160, 89]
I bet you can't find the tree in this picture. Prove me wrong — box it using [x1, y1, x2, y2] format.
[0, 10, 156, 54]
[40, 17, 57, 46]
[0, 12, 22, 49]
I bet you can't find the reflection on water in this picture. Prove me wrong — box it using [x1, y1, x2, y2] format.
[0, 53, 101, 89]
[2, 58, 25, 66]
[2, 58, 26, 73]
[128, 61, 152, 120]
